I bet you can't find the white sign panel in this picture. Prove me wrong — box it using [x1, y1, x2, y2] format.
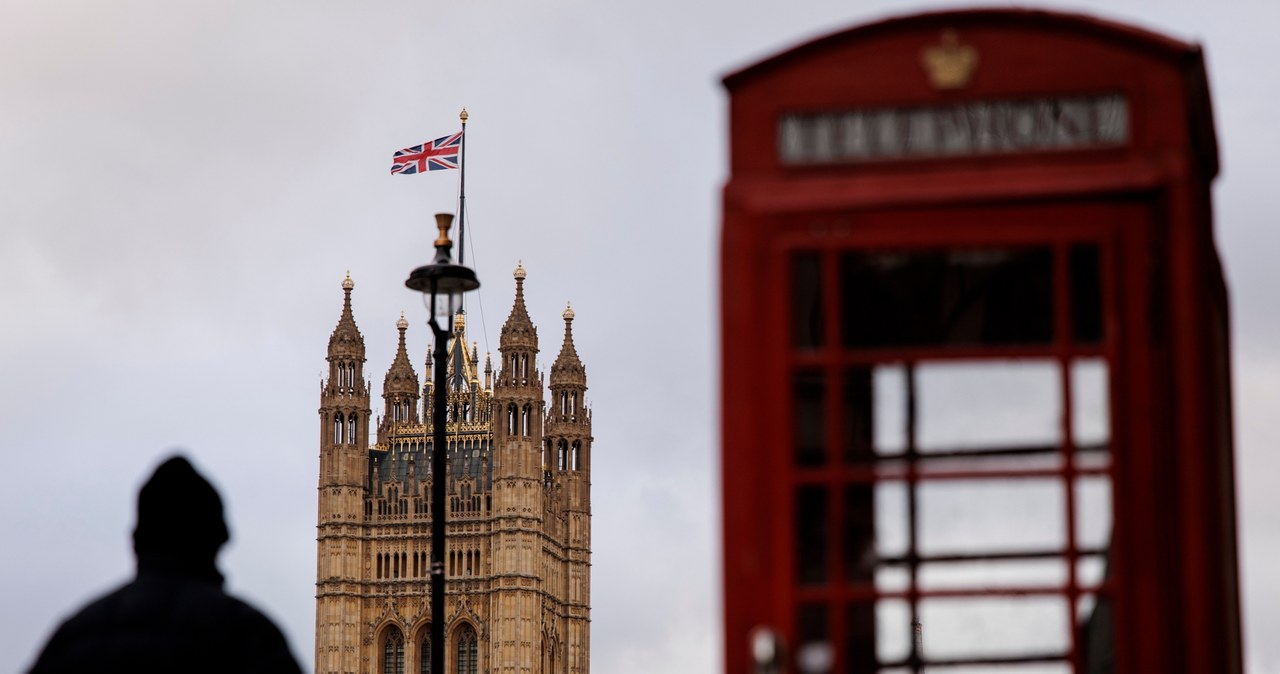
[779, 94, 1128, 164]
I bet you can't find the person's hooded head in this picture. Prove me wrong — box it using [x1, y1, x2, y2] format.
[132, 455, 230, 574]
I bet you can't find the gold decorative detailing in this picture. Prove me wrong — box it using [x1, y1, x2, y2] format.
[396, 311, 408, 331]
[514, 260, 526, 280]
[454, 311, 466, 332]
[460, 108, 469, 123]
[563, 302, 575, 321]
[920, 29, 978, 90]
[433, 213, 454, 247]
[342, 271, 354, 291]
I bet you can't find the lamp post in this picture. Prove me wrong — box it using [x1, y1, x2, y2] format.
[406, 212, 480, 674]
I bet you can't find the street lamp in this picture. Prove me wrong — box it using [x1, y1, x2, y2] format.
[405, 212, 479, 674]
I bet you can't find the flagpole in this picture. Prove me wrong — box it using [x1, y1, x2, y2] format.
[457, 107, 468, 266]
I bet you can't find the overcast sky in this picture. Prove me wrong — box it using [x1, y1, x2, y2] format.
[2, 0, 1277, 672]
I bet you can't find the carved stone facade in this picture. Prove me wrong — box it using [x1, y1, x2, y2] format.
[316, 265, 591, 674]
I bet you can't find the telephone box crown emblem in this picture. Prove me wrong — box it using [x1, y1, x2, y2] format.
[921, 29, 979, 90]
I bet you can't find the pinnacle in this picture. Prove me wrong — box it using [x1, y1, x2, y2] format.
[329, 272, 364, 354]
[384, 314, 418, 392]
[431, 308, 479, 392]
[551, 302, 584, 382]
[500, 261, 537, 351]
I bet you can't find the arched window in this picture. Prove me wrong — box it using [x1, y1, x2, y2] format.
[557, 440, 568, 471]
[571, 441, 581, 471]
[571, 392, 578, 418]
[349, 414, 358, 444]
[333, 413, 343, 444]
[347, 364, 355, 390]
[383, 626, 405, 674]
[507, 404, 518, 436]
[455, 623, 478, 674]
[419, 631, 432, 674]
[521, 404, 531, 437]
[520, 354, 528, 381]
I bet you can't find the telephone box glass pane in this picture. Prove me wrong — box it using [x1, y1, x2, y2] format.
[1072, 359, 1111, 470]
[873, 481, 909, 558]
[919, 665, 1070, 674]
[795, 603, 838, 673]
[795, 485, 829, 585]
[871, 365, 907, 454]
[792, 252, 824, 348]
[919, 596, 1070, 659]
[918, 480, 1065, 555]
[844, 601, 877, 671]
[842, 484, 876, 582]
[876, 565, 910, 592]
[793, 371, 826, 467]
[872, 599, 911, 663]
[1078, 556, 1107, 589]
[919, 558, 1068, 590]
[796, 603, 829, 655]
[841, 368, 875, 463]
[916, 360, 1060, 452]
[1075, 477, 1112, 551]
[1069, 244, 1104, 343]
[839, 248, 1053, 347]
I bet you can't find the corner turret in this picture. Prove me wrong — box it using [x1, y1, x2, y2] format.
[379, 312, 420, 441]
[325, 272, 367, 400]
[316, 273, 373, 673]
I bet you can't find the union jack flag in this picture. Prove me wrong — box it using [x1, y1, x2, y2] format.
[391, 131, 462, 174]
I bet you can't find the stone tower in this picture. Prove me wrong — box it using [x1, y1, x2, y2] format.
[545, 303, 592, 673]
[316, 272, 374, 674]
[315, 264, 591, 674]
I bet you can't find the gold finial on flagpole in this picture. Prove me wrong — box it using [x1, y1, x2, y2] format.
[434, 213, 454, 248]
[460, 108, 468, 123]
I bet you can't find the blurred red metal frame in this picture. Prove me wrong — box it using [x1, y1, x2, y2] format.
[721, 8, 1239, 674]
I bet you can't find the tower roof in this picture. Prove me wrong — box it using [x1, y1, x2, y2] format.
[551, 302, 586, 385]
[499, 261, 538, 352]
[383, 312, 419, 393]
[447, 310, 480, 391]
[328, 271, 365, 357]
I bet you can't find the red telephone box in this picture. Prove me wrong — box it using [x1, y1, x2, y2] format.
[720, 10, 1240, 674]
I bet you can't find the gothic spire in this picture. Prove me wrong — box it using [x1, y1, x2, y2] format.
[328, 271, 365, 355]
[447, 310, 478, 391]
[383, 312, 419, 394]
[499, 261, 537, 351]
[325, 272, 366, 398]
[551, 302, 585, 385]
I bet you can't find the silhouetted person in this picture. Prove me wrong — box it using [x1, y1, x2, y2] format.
[28, 455, 303, 674]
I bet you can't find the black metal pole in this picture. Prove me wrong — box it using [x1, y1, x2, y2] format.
[405, 212, 477, 674]
[457, 108, 467, 266]
[429, 295, 449, 674]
